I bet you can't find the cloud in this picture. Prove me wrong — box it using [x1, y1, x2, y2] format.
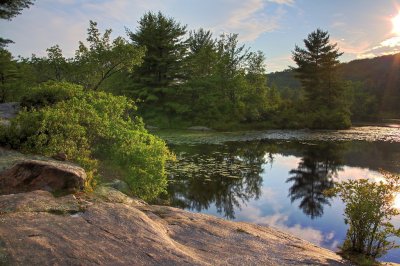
[2, 0, 294, 58]
[237, 204, 335, 246]
[332, 38, 371, 55]
[247, 212, 330, 245]
[211, 0, 293, 42]
[267, 0, 294, 6]
[355, 36, 400, 59]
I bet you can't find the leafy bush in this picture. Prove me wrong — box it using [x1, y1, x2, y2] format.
[20, 81, 83, 109]
[4, 88, 172, 200]
[327, 172, 400, 260]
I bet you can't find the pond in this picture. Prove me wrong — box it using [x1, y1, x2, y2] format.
[156, 126, 400, 262]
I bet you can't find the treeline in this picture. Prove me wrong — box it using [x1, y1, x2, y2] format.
[268, 53, 400, 121]
[1, 11, 361, 129]
[1, 12, 283, 129]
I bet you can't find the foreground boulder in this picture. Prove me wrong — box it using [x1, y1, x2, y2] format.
[0, 187, 350, 266]
[0, 148, 86, 195]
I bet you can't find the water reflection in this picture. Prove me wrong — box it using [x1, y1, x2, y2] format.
[287, 143, 344, 219]
[167, 141, 400, 220]
[167, 141, 273, 218]
[164, 135, 400, 262]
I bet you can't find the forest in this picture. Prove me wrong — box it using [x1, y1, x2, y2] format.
[268, 53, 400, 122]
[2, 10, 395, 130]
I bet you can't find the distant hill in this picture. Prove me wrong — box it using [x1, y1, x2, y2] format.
[267, 53, 400, 116]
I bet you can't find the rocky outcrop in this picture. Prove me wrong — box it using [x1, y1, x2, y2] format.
[0, 102, 20, 126]
[0, 148, 86, 195]
[0, 187, 350, 266]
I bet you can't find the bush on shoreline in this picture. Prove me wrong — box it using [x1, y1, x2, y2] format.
[2, 83, 173, 200]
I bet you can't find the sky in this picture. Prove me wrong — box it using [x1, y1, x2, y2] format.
[2, 0, 400, 72]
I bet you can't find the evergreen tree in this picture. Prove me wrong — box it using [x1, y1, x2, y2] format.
[292, 29, 350, 129]
[185, 28, 217, 78]
[0, 49, 18, 102]
[0, 0, 34, 20]
[0, 0, 35, 48]
[127, 11, 187, 87]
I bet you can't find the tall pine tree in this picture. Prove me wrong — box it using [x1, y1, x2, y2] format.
[292, 29, 350, 129]
[128, 12, 187, 87]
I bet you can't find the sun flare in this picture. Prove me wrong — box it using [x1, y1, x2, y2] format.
[392, 12, 400, 35]
[393, 194, 400, 209]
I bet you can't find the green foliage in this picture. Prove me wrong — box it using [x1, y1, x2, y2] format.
[3, 86, 172, 200]
[6, 12, 385, 130]
[128, 11, 187, 87]
[292, 29, 350, 129]
[0, 0, 34, 20]
[45, 45, 68, 81]
[0, 0, 35, 47]
[327, 172, 400, 260]
[20, 81, 83, 109]
[0, 48, 19, 102]
[75, 21, 146, 90]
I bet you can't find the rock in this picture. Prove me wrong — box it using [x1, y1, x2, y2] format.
[0, 188, 350, 265]
[0, 190, 81, 214]
[0, 158, 86, 195]
[52, 152, 67, 161]
[0, 102, 20, 120]
[104, 179, 132, 196]
[92, 186, 146, 206]
[187, 126, 213, 131]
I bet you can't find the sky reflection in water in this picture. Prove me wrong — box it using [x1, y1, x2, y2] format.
[166, 140, 400, 262]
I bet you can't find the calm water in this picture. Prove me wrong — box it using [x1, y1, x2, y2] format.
[158, 126, 400, 262]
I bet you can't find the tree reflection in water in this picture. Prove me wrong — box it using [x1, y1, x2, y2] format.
[167, 141, 273, 219]
[287, 143, 345, 219]
[167, 140, 348, 220]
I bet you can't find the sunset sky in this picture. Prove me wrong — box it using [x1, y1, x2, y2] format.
[2, 0, 400, 72]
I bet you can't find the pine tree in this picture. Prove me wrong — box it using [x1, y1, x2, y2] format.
[127, 12, 187, 87]
[292, 29, 350, 129]
[0, 0, 35, 48]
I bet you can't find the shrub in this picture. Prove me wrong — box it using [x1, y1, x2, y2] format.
[327, 172, 400, 260]
[20, 81, 83, 109]
[4, 89, 172, 200]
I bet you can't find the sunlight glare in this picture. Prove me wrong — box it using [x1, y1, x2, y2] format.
[393, 193, 400, 209]
[392, 12, 400, 35]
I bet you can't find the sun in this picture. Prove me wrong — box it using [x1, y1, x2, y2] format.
[393, 194, 400, 209]
[392, 12, 400, 35]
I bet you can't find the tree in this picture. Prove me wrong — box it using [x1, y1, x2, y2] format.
[287, 143, 342, 219]
[0, 0, 35, 47]
[75, 21, 145, 90]
[127, 11, 187, 87]
[242, 51, 281, 122]
[46, 45, 67, 81]
[327, 172, 400, 261]
[292, 29, 350, 129]
[0, 49, 18, 102]
[0, 0, 34, 20]
[185, 28, 217, 78]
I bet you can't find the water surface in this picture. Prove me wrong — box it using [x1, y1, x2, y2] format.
[158, 126, 400, 262]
